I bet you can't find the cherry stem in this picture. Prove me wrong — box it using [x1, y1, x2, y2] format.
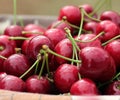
[13, 0, 17, 25]
[80, 7, 101, 22]
[22, 31, 43, 35]
[0, 55, 7, 60]
[0, 46, 4, 51]
[102, 35, 120, 46]
[38, 55, 46, 79]
[77, 7, 84, 38]
[51, 20, 64, 28]
[42, 45, 81, 64]
[45, 53, 50, 77]
[90, 0, 107, 16]
[75, 31, 104, 43]
[19, 55, 41, 79]
[9, 36, 29, 40]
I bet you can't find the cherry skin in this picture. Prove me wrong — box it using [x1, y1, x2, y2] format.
[47, 20, 75, 34]
[96, 20, 120, 43]
[75, 33, 102, 49]
[54, 63, 79, 93]
[3, 53, 31, 77]
[54, 38, 73, 65]
[0, 75, 26, 92]
[0, 72, 7, 81]
[44, 28, 66, 47]
[100, 10, 120, 27]
[0, 35, 16, 71]
[27, 35, 53, 61]
[70, 78, 99, 95]
[79, 47, 116, 82]
[104, 39, 120, 70]
[3, 25, 24, 47]
[23, 24, 45, 37]
[104, 80, 120, 95]
[58, 5, 81, 26]
[25, 75, 51, 94]
[83, 21, 99, 34]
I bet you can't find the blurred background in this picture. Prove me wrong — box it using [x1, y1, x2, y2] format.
[0, 0, 120, 16]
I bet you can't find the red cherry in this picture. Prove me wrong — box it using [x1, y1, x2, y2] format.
[27, 35, 53, 61]
[44, 28, 66, 47]
[104, 80, 120, 95]
[23, 24, 45, 37]
[79, 47, 116, 82]
[0, 75, 26, 92]
[70, 78, 99, 95]
[54, 63, 79, 93]
[58, 5, 81, 26]
[83, 21, 99, 33]
[3, 53, 32, 77]
[4, 25, 24, 47]
[0, 72, 7, 81]
[104, 39, 120, 70]
[54, 38, 73, 65]
[26, 75, 51, 94]
[0, 35, 16, 71]
[100, 10, 120, 27]
[96, 20, 120, 42]
[75, 33, 102, 49]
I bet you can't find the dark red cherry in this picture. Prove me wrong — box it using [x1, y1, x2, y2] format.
[58, 5, 81, 26]
[79, 47, 116, 82]
[3, 53, 31, 77]
[26, 75, 51, 94]
[0, 75, 26, 92]
[44, 28, 66, 47]
[54, 38, 73, 65]
[70, 78, 99, 95]
[96, 20, 120, 42]
[100, 10, 120, 27]
[104, 80, 120, 95]
[54, 63, 79, 93]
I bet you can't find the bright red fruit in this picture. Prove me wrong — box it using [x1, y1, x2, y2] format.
[3, 53, 31, 77]
[79, 47, 116, 82]
[58, 5, 81, 26]
[70, 78, 99, 95]
[0, 75, 26, 92]
[26, 75, 50, 94]
[54, 63, 79, 93]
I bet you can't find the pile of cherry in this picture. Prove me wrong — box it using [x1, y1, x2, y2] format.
[0, 3, 120, 96]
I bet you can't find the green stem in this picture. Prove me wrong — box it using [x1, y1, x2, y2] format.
[22, 31, 43, 35]
[102, 35, 120, 46]
[45, 53, 50, 76]
[9, 36, 29, 40]
[75, 31, 104, 43]
[13, 0, 17, 25]
[0, 55, 7, 60]
[38, 56, 46, 79]
[42, 45, 81, 64]
[19, 56, 41, 79]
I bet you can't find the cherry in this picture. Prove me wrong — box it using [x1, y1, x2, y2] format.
[23, 24, 45, 37]
[79, 47, 116, 82]
[83, 21, 99, 34]
[104, 39, 120, 70]
[3, 53, 32, 78]
[58, 5, 81, 26]
[70, 78, 99, 95]
[25, 75, 51, 94]
[54, 63, 79, 93]
[96, 20, 120, 43]
[75, 33, 102, 49]
[48, 20, 75, 34]
[3, 25, 24, 47]
[0, 75, 26, 92]
[54, 38, 73, 65]
[26, 35, 53, 61]
[0, 35, 16, 71]
[44, 28, 66, 47]
[104, 80, 120, 95]
[100, 10, 120, 27]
